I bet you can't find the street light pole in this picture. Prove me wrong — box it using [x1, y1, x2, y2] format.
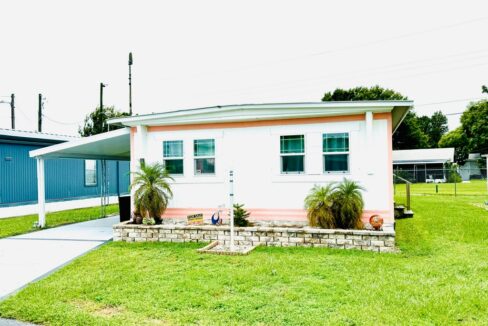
[128, 52, 133, 116]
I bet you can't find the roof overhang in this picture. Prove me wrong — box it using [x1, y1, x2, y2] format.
[29, 128, 130, 161]
[108, 101, 413, 132]
[0, 128, 77, 145]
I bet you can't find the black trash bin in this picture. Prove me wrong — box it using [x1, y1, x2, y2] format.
[118, 195, 131, 222]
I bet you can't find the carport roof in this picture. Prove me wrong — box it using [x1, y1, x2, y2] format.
[29, 128, 130, 161]
[393, 148, 455, 165]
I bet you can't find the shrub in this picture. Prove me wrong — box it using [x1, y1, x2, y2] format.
[304, 179, 365, 229]
[331, 179, 364, 229]
[447, 163, 462, 183]
[233, 203, 251, 227]
[304, 184, 336, 228]
[130, 162, 174, 223]
[142, 217, 156, 225]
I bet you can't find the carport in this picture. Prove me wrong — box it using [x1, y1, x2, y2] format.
[29, 128, 131, 227]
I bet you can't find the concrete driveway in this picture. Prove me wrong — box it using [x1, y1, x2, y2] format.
[0, 216, 119, 299]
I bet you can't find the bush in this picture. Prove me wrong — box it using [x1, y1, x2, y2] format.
[304, 179, 365, 229]
[331, 179, 364, 229]
[304, 184, 336, 228]
[233, 203, 251, 227]
[142, 217, 156, 225]
[447, 163, 462, 183]
[130, 162, 174, 223]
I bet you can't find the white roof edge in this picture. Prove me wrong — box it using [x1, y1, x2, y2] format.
[108, 101, 414, 126]
[29, 128, 130, 158]
[392, 148, 455, 163]
[0, 128, 77, 142]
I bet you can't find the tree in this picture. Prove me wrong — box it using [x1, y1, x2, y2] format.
[130, 162, 173, 224]
[322, 85, 407, 101]
[321, 85, 449, 150]
[438, 127, 469, 164]
[393, 112, 429, 149]
[460, 99, 488, 156]
[417, 111, 448, 148]
[79, 106, 129, 137]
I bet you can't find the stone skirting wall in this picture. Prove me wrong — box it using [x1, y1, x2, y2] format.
[113, 222, 396, 253]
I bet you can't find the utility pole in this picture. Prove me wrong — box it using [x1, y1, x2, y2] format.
[100, 82, 106, 132]
[38, 94, 43, 132]
[128, 52, 133, 115]
[10, 94, 15, 129]
[100, 82, 105, 110]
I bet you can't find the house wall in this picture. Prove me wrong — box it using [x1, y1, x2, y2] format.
[131, 113, 394, 224]
[0, 142, 130, 207]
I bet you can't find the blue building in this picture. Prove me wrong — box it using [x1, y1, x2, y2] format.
[0, 129, 130, 207]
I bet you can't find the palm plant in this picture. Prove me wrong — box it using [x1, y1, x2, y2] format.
[130, 162, 174, 223]
[304, 184, 336, 228]
[331, 178, 364, 229]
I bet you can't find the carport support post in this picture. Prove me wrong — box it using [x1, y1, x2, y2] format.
[36, 157, 46, 228]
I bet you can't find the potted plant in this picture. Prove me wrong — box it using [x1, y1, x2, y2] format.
[130, 162, 174, 224]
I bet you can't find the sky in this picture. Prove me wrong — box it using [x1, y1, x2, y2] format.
[1, 0, 488, 136]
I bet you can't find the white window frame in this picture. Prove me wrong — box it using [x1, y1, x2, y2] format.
[193, 139, 216, 175]
[84, 159, 97, 187]
[322, 132, 350, 174]
[280, 134, 305, 174]
[163, 140, 184, 175]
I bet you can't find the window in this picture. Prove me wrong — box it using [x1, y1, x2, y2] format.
[163, 140, 184, 174]
[323, 133, 349, 173]
[84, 160, 97, 186]
[194, 139, 215, 174]
[280, 135, 304, 173]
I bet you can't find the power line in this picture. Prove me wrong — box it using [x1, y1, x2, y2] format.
[416, 97, 487, 107]
[15, 107, 34, 123]
[42, 114, 82, 126]
[185, 46, 488, 99]
[160, 16, 488, 81]
[309, 16, 488, 58]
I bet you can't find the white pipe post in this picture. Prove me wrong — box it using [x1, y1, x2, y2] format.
[36, 157, 46, 228]
[229, 170, 235, 251]
[365, 111, 373, 175]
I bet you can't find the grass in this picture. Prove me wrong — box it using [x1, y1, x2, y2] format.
[0, 187, 487, 325]
[395, 179, 487, 196]
[0, 205, 119, 239]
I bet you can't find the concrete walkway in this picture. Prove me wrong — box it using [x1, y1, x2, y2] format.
[0, 216, 119, 300]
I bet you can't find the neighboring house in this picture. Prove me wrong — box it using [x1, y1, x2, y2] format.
[392, 148, 454, 183]
[31, 101, 412, 227]
[459, 153, 484, 181]
[0, 129, 130, 209]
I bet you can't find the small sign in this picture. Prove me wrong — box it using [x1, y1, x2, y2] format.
[187, 213, 204, 225]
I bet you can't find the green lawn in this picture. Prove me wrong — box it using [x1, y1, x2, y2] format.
[395, 179, 487, 196]
[0, 205, 119, 239]
[0, 191, 487, 325]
